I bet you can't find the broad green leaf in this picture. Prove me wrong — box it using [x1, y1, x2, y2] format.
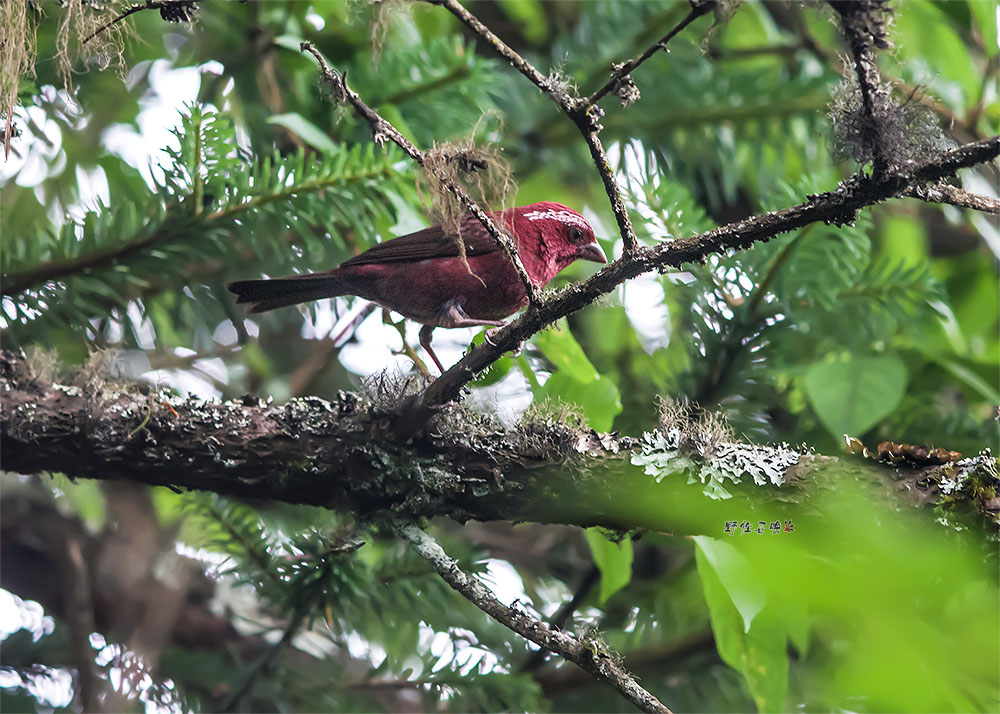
[692, 537, 766, 632]
[541, 371, 622, 431]
[694, 537, 788, 713]
[267, 113, 338, 154]
[534, 320, 599, 383]
[803, 354, 907, 438]
[495, 0, 548, 44]
[969, 1, 998, 59]
[584, 529, 633, 604]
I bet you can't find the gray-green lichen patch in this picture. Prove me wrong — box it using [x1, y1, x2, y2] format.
[631, 400, 802, 499]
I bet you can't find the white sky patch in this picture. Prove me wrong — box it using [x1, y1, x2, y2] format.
[467, 367, 534, 427]
[482, 559, 529, 609]
[621, 274, 670, 353]
[2, 104, 64, 186]
[101, 60, 207, 188]
[337, 309, 415, 375]
[0, 590, 54, 640]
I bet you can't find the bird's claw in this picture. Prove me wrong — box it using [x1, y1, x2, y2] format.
[484, 327, 502, 347]
[483, 327, 522, 356]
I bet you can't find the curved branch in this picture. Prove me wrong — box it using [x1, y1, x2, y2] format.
[902, 183, 1000, 214]
[427, 0, 644, 254]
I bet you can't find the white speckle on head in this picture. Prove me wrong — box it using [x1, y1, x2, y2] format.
[523, 209, 590, 231]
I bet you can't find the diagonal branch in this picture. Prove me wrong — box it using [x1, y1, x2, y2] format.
[585, 2, 713, 108]
[298, 42, 540, 306]
[392, 522, 673, 714]
[83, 0, 201, 45]
[392, 136, 999, 435]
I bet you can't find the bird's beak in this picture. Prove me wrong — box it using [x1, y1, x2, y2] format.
[578, 241, 607, 264]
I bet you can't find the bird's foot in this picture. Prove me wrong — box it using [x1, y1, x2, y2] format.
[483, 326, 522, 356]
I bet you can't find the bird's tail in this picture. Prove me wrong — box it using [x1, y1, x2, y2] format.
[227, 273, 348, 313]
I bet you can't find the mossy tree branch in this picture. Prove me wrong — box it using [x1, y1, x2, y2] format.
[2, 350, 992, 535]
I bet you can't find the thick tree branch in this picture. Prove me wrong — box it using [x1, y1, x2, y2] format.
[3, 351, 992, 533]
[395, 136, 1000, 434]
[298, 42, 540, 306]
[393, 522, 672, 714]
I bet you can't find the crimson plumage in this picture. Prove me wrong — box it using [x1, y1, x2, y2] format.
[227, 201, 606, 370]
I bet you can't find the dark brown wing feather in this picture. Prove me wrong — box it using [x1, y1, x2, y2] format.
[339, 213, 506, 268]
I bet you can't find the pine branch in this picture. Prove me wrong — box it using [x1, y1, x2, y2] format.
[2, 161, 399, 300]
[2, 224, 176, 297]
[393, 522, 673, 714]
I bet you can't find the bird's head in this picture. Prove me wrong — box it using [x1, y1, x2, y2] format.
[510, 202, 607, 286]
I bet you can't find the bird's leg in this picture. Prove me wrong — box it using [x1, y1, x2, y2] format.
[438, 303, 507, 330]
[419, 324, 446, 374]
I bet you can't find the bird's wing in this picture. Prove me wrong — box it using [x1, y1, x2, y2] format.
[339, 213, 507, 267]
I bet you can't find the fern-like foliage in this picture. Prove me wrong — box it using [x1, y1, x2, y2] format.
[179, 493, 545, 712]
[1, 105, 414, 347]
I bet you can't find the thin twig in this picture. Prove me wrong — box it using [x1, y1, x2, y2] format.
[220, 606, 309, 712]
[393, 522, 673, 714]
[586, 3, 712, 108]
[902, 183, 1000, 215]
[427, 0, 645, 255]
[520, 565, 600, 673]
[298, 42, 540, 306]
[82, 0, 201, 45]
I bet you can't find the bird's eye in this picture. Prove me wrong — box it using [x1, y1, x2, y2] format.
[571, 228, 583, 242]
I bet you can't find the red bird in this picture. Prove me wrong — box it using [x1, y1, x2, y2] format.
[227, 201, 606, 372]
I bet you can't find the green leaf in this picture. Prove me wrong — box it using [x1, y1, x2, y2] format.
[469, 330, 513, 386]
[926, 354, 1000, 404]
[803, 354, 907, 437]
[534, 319, 599, 383]
[584, 529, 633, 604]
[692, 537, 766, 632]
[267, 113, 339, 154]
[541, 371, 622, 431]
[969, 1, 998, 59]
[694, 537, 788, 713]
[495, 0, 548, 44]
